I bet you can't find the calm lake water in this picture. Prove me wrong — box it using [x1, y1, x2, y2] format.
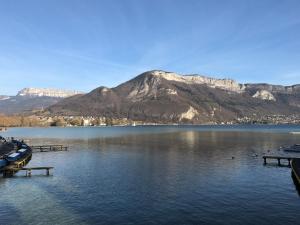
[1, 125, 300, 225]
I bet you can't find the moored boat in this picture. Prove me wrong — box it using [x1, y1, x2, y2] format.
[0, 138, 32, 175]
[283, 144, 300, 153]
[6, 152, 22, 162]
[292, 159, 300, 185]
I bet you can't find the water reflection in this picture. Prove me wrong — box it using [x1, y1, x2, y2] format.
[1, 127, 300, 225]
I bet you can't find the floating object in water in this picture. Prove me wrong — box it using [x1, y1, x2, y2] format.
[231, 156, 235, 159]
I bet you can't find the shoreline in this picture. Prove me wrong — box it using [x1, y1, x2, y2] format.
[1, 123, 300, 129]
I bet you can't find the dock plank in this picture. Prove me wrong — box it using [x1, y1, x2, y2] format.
[30, 145, 68, 152]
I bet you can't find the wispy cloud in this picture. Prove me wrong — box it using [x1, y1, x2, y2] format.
[51, 49, 137, 70]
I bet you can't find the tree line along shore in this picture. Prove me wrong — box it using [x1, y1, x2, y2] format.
[0, 114, 300, 128]
[0, 115, 138, 127]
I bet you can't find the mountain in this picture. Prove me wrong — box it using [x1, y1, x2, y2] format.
[45, 70, 300, 124]
[0, 88, 83, 115]
[17, 88, 82, 98]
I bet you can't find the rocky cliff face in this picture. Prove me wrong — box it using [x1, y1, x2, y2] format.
[46, 70, 300, 123]
[252, 90, 276, 101]
[150, 70, 245, 93]
[17, 88, 83, 98]
[245, 83, 300, 94]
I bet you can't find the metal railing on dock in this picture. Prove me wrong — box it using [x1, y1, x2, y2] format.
[30, 145, 68, 152]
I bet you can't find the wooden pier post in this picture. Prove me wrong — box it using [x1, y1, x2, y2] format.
[278, 158, 281, 166]
[264, 157, 267, 165]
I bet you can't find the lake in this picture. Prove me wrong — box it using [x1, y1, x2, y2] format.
[1, 125, 300, 225]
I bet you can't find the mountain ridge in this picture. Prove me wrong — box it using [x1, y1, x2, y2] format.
[0, 88, 83, 115]
[17, 87, 83, 98]
[45, 70, 300, 124]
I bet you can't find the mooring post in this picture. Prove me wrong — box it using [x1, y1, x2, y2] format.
[264, 157, 267, 165]
[288, 159, 291, 167]
[46, 169, 50, 176]
[277, 158, 281, 166]
[28, 169, 31, 177]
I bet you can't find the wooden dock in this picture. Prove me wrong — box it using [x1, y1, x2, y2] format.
[263, 155, 300, 166]
[2, 166, 54, 177]
[30, 145, 68, 152]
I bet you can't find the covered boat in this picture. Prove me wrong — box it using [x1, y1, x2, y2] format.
[18, 148, 29, 156]
[283, 144, 300, 153]
[0, 137, 33, 177]
[6, 152, 21, 162]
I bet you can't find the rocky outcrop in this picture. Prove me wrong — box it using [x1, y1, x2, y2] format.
[17, 88, 83, 98]
[180, 106, 199, 120]
[245, 83, 300, 94]
[151, 70, 245, 93]
[252, 90, 276, 101]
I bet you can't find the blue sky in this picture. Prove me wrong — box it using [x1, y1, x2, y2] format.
[0, 0, 300, 95]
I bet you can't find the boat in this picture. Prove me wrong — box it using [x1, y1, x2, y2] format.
[283, 144, 300, 153]
[291, 159, 300, 185]
[0, 138, 32, 176]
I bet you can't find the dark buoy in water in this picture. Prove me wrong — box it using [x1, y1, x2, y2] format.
[232, 156, 235, 159]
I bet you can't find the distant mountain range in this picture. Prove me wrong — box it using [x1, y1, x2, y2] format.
[0, 88, 83, 115]
[44, 70, 300, 123]
[1, 71, 299, 123]
[17, 88, 82, 98]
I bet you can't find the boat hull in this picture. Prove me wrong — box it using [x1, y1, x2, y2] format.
[292, 159, 300, 185]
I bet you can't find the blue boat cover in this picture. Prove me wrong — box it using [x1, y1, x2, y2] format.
[0, 159, 7, 167]
[7, 152, 21, 162]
